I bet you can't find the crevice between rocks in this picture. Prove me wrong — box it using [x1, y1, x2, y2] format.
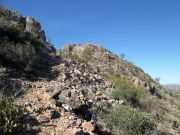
[73, 105, 92, 122]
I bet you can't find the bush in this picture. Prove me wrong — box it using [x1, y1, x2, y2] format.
[69, 53, 79, 61]
[4, 25, 23, 43]
[112, 87, 143, 105]
[0, 92, 26, 135]
[103, 106, 157, 135]
[0, 24, 40, 45]
[0, 42, 37, 68]
[0, 8, 9, 16]
[102, 73, 146, 105]
[79, 47, 92, 63]
[0, 23, 40, 70]
[101, 73, 130, 89]
[61, 46, 92, 63]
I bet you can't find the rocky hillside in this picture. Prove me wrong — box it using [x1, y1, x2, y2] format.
[0, 7, 56, 73]
[1, 8, 180, 135]
[61, 44, 164, 97]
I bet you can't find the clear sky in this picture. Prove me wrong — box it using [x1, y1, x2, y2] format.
[1, 0, 180, 84]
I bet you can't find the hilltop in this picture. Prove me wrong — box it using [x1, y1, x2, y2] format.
[0, 8, 180, 135]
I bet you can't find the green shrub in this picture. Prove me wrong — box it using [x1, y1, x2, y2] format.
[101, 73, 130, 89]
[0, 42, 37, 68]
[0, 23, 40, 70]
[112, 88, 144, 105]
[60, 48, 69, 57]
[103, 106, 157, 135]
[24, 30, 40, 45]
[102, 73, 146, 105]
[5, 25, 23, 43]
[0, 8, 9, 15]
[0, 92, 26, 135]
[0, 24, 40, 45]
[69, 53, 79, 61]
[79, 47, 92, 63]
[61, 46, 93, 63]
[60, 48, 78, 60]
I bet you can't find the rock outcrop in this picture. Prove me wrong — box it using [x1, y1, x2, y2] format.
[0, 7, 55, 51]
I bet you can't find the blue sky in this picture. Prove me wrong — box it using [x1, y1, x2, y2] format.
[1, 0, 180, 84]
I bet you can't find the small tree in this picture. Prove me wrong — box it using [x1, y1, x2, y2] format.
[119, 53, 125, 59]
[79, 47, 93, 63]
[154, 78, 161, 83]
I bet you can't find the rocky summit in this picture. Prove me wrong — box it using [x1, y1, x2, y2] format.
[0, 8, 180, 135]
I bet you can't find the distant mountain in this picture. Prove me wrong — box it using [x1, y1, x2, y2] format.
[163, 84, 180, 90]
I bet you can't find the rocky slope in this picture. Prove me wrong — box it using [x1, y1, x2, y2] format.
[61, 44, 165, 98]
[15, 58, 117, 135]
[1, 8, 180, 135]
[11, 48, 180, 135]
[0, 7, 56, 73]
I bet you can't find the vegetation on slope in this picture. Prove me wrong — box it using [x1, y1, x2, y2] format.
[103, 105, 157, 135]
[0, 8, 56, 73]
[60, 46, 93, 63]
[0, 18, 40, 71]
[101, 72, 146, 106]
[61, 44, 180, 134]
[0, 92, 26, 135]
[101, 72, 180, 134]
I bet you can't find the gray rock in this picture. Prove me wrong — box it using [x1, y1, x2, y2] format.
[62, 104, 72, 111]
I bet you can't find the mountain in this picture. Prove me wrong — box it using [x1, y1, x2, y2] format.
[164, 84, 180, 90]
[0, 8, 180, 135]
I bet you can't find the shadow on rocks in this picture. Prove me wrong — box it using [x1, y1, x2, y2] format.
[22, 115, 41, 135]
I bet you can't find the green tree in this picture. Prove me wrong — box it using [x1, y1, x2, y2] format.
[154, 78, 161, 83]
[119, 53, 125, 59]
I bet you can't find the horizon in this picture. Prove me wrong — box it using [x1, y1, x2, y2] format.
[1, 0, 180, 84]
